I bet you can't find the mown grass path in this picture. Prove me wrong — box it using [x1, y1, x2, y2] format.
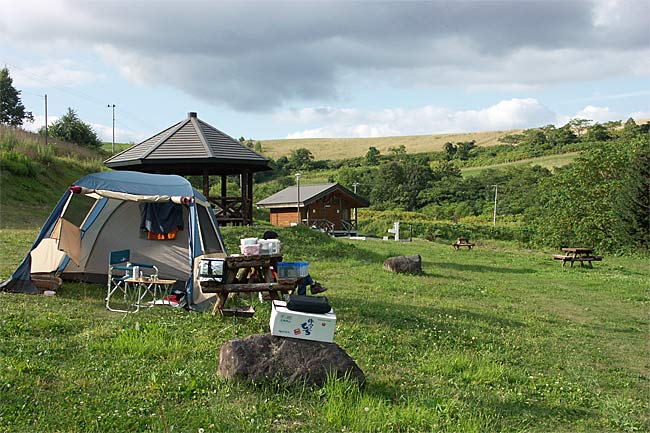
[0, 228, 648, 432]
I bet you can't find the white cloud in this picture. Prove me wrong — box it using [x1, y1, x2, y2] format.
[10, 60, 105, 88]
[284, 98, 558, 138]
[629, 111, 650, 122]
[2, 1, 648, 111]
[571, 105, 618, 123]
[91, 123, 144, 144]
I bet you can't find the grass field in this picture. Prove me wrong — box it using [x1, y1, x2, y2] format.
[0, 226, 648, 432]
[261, 129, 519, 161]
[460, 153, 580, 177]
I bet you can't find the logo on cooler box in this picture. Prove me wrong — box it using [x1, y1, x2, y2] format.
[301, 318, 314, 335]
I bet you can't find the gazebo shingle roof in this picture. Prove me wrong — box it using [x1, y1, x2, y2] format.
[104, 112, 269, 171]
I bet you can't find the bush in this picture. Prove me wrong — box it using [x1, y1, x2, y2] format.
[0, 150, 37, 176]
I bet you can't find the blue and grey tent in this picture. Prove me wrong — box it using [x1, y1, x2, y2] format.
[0, 171, 227, 308]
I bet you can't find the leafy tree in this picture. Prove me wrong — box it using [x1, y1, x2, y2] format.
[388, 144, 407, 158]
[443, 142, 456, 160]
[0, 66, 34, 126]
[529, 135, 646, 252]
[621, 118, 640, 139]
[369, 161, 408, 210]
[585, 123, 611, 142]
[456, 141, 476, 160]
[521, 129, 547, 148]
[40, 107, 101, 148]
[616, 136, 650, 251]
[568, 118, 593, 137]
[365, 146, 380, 165]
[545, 124, 577, 147]
[498, 133, 524, 145]
[288, 147, 314, 170]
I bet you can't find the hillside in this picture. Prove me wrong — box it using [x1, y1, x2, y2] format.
[0, 126, 106, 229]
[262, 128, 519, 160]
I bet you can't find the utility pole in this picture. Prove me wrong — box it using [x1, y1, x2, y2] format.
[295, 173, 302, 225]
[352, 181, 360, 226]
[107, 104, 115, 154]
[44, 94, 48, 146]
[492, 184, 498, 226]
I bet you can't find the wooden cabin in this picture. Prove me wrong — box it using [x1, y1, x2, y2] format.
[256, 183, 369, 236]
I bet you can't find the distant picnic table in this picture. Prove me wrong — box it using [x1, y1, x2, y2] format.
[553, 247, 602, 268]
[453, 237, 475, 250]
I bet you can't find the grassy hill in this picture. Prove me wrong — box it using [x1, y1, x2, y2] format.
[0, 126, 106, 229]
[0, 226, 648, 432]
[461, 152, 579, 177]
[262, 129, 519, 161]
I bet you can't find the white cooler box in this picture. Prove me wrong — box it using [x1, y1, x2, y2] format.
[270, 300, 336, 343]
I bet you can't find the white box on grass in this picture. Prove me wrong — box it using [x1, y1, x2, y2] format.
[270, 300, 336, 343]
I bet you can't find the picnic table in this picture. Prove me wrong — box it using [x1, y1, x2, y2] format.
[553, 247, 602, 268]
[200, 254, 297, 317]
[453, 237, 475, 250]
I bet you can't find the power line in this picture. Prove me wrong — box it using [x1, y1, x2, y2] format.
[1, 58, 157, 131]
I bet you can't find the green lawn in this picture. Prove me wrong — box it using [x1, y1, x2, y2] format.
[0, 227, 648, 432]
[461, 153, 579, 177]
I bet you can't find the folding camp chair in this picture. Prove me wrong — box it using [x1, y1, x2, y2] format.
[106, 249, 158, 313]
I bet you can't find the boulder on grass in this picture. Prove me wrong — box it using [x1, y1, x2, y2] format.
[218, 333, 365, 387]
[383, 254, 422, 274]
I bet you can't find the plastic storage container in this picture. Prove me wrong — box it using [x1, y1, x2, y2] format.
[258, 239, 281, 255]
[240, 244, 261, 256]
[276, 261, 309, 278]
[240, 237, 258, 246]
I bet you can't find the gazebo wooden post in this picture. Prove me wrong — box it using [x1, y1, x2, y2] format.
[221, 175, 227, 218]
[202, 168, 210, 200]
[246, 171, 254, 225]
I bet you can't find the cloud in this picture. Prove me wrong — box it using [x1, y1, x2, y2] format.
[1, 0, 648, 111]
[9, 60, 105, 88]
[284, 98, 558, 138]
[571, 105, 618, 123]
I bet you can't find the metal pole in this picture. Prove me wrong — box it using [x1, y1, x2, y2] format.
[295, 173, 302, 225]
[44, 94, 48, 146]
[352, 181, 359, 225]
[108, 104, 115, 154]
[492, 184, 498, 226]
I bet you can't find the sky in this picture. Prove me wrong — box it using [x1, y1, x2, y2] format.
[1, 0, 649, 144]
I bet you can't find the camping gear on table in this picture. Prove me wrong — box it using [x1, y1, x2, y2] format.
[0, 171, 228, 309]
[286, 294, 331, 314]
[270, 300, 336, 343]
[276, 261, 309, 279]
[198, 258, 227, 282]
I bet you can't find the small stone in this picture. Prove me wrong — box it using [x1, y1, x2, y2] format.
[383, 255, 422, 274]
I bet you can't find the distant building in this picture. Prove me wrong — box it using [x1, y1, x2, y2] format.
[256, 183, 369, 236]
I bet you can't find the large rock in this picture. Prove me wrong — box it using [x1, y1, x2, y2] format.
[383, 254, 422, 274]
[218, 333, 365, 387]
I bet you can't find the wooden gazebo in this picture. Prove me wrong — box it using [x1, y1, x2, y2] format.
[104, 112, 271, 225]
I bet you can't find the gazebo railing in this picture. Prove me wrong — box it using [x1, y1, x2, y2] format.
[209, 197, 247, 225]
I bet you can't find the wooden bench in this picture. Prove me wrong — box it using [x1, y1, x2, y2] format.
[553, 254, 602, 268]
[453, 237, 475, 250]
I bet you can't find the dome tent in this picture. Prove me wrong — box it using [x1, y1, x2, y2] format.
[1, 171, 227, 308]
